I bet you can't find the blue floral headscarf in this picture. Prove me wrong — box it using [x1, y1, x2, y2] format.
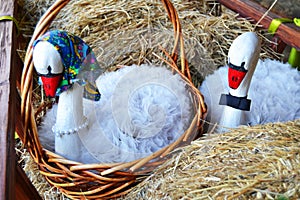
[33, 30, 102, 101]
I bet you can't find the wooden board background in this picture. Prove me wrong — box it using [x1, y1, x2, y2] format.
[0, 0, 17, 199]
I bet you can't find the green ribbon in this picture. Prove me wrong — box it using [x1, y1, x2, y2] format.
[294, 18, 300, 26]
[268, 18, 294, 34]
[0, 15, 20, 36]
[268, 18, 300, 69]
[288, 47, 300, 69]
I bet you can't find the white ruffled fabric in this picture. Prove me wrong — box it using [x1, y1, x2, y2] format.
[200, 59, 300, 132]
[38, 64, 193, 163]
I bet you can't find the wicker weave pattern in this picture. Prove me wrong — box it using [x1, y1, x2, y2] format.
[20, 0, 206, 198]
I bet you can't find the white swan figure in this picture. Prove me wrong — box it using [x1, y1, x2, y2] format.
[33, 30, 193, 163]
[200, 32, 300, 133]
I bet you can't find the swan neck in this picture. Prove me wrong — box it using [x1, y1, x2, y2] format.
[55, 83, 86, 131]
[218, 106, 246, 132]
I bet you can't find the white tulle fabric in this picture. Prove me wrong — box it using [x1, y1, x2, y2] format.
[38, 64, 193, 163]
[200, 59, 300, 132]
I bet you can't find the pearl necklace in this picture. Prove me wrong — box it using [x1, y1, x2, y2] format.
[52, 117, 88, 137]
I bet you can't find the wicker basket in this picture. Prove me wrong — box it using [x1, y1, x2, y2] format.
[20, 0, 207, 198]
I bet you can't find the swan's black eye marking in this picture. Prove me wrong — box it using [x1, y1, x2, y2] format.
[47, 65, 52, 75]
[241, 62, 245, 68]
[36, 65, 62, 77]
[228, 62, 248, 73]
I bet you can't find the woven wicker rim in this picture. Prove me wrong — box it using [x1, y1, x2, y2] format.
[19, 0, 207, 198]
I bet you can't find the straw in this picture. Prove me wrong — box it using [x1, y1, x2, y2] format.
[127, 120, 300, 199]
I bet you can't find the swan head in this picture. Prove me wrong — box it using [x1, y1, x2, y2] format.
[32, 30, 101, 100]
[33, 41, 64, 97]
[227, 32, 261, 97]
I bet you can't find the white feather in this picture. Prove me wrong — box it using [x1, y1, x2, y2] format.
[38, 64, 193, 163]
[200, 59, 300, 132]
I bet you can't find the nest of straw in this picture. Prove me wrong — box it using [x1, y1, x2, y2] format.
[15, 0, 296, 199]
[127, 120, 300, 199]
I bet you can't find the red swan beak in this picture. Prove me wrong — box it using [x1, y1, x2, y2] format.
[40, 75, 63, 98]
[228, 65, 247, 89]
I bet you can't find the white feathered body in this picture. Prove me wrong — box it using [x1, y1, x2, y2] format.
[200, 59, 300, 132]
[38, 64, 193, 163]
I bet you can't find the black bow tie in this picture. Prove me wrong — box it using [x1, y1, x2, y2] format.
[219, 93, 251, 111]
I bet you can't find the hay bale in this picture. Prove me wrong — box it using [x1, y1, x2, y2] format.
[18, 120, 300, 199]
[17, 0, 282, 86]
[127, 120, 300, 199]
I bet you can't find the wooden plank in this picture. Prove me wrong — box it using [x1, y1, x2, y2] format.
[218, 0, 300, 50]
[16, 164, 42, 200]
[15, 49, 42, 200]
[0, 0, 17, 199]
[14, 71, 43, 200]
[15, 38, 25, 91]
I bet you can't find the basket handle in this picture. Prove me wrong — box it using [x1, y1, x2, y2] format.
[19, 0, 191, 161]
